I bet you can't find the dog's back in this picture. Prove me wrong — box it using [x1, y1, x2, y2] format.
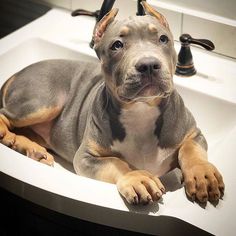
[0, 59, 102, 161]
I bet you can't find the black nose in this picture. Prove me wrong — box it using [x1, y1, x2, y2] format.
[135, 57, 161, 75]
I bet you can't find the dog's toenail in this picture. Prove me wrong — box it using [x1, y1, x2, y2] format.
[147, 195, 152, 201]
[161, 188, 166, 194]
[133, 196, 138, 205]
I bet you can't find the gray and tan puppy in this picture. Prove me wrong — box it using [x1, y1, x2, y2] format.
[0, 2, 224, 204]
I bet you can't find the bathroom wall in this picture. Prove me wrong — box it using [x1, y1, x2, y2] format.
[35, 0, 236, 59]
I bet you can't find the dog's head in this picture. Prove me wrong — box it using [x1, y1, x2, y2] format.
[93, 1, 177, 104]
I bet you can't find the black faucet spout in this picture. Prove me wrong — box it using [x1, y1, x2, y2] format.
[137, 0, 146, 16]
[97, 0, 116, 22]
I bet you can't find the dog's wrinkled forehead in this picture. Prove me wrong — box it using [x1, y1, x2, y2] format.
[111, 15, 169, 36]
[95, 15, 173, 54]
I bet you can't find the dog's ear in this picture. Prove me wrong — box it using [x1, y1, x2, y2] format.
[141, 1, 169, 29]
[93, 8, 119, 46]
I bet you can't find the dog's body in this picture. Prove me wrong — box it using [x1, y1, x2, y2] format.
[0, 2, 224, 204]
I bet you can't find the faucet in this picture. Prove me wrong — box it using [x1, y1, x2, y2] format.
[175, 34, 215, 76]
[71, 0, 146, 48]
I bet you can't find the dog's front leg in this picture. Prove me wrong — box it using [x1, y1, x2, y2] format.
[74, 140, 165, 205]
[178, 133, 225, 203]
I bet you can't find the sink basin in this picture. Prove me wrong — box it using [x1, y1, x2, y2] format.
[0, 9, 236, 236]
[175, 85, 236, 149]
[0, 38, 98, 83]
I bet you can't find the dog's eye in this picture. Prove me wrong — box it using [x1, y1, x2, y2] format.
[111, 40, 123, 50]
[159, 35, 169, 44]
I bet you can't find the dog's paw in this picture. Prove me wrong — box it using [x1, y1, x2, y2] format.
[0, 119, 16, 147]
[26, 148, 54, 166]
[117, 170, 165, 205]
[183, 162, 225, 203]
[12, 136, 54, 166]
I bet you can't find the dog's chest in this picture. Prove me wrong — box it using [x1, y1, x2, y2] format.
[111, 102, 176, 176]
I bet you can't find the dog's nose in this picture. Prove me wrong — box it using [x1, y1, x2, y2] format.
[135, 57, 161, 75]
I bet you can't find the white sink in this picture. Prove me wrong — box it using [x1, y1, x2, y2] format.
[0, 38, 98, 83]
[176, 85, 236, 148]
[0, 9, 236, 236]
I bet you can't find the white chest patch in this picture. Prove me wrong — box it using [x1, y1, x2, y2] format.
[111, 102, 177, 176]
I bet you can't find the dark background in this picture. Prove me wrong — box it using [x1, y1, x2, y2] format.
[0, 0, 50, 39]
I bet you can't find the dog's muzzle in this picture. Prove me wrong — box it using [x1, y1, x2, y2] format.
[117, 56, 172, 101]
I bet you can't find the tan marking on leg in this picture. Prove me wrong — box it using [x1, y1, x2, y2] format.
[0, 114, 13, 129]
[95, 157, 131, 184]
[178, 139, 207, 169]
[86, 139, 130, 183]
[12, 106, 62, 127]
[0, 115, 53, 166]
[0, 115, 15, 145]
[12, 134, 54, 166]
[177, 128, 198, 149]
[87, 139, 114, 157]
[178, 130, 224, 203]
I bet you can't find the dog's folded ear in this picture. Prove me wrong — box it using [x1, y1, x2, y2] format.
[141, 1, 169, 29]
[93, 8, 119, 47]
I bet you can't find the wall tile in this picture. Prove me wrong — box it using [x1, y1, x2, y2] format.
[71, 0, 103, 12]
[71, 0, 136, 19]
[113, 0, 137, 19]
[183, 14, 236, 58]
[156, 0, 236, 22]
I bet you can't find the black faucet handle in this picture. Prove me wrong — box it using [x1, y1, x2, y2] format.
[179, 34, 215, 51]
[175, 34, 215, 77]
[71, 9, 100, 19]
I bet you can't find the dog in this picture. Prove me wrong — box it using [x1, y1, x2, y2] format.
[0, 2, 224, 205]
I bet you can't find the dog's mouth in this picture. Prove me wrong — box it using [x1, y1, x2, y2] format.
[137, 83, 159, 96]
[117, 80, 172, 103]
